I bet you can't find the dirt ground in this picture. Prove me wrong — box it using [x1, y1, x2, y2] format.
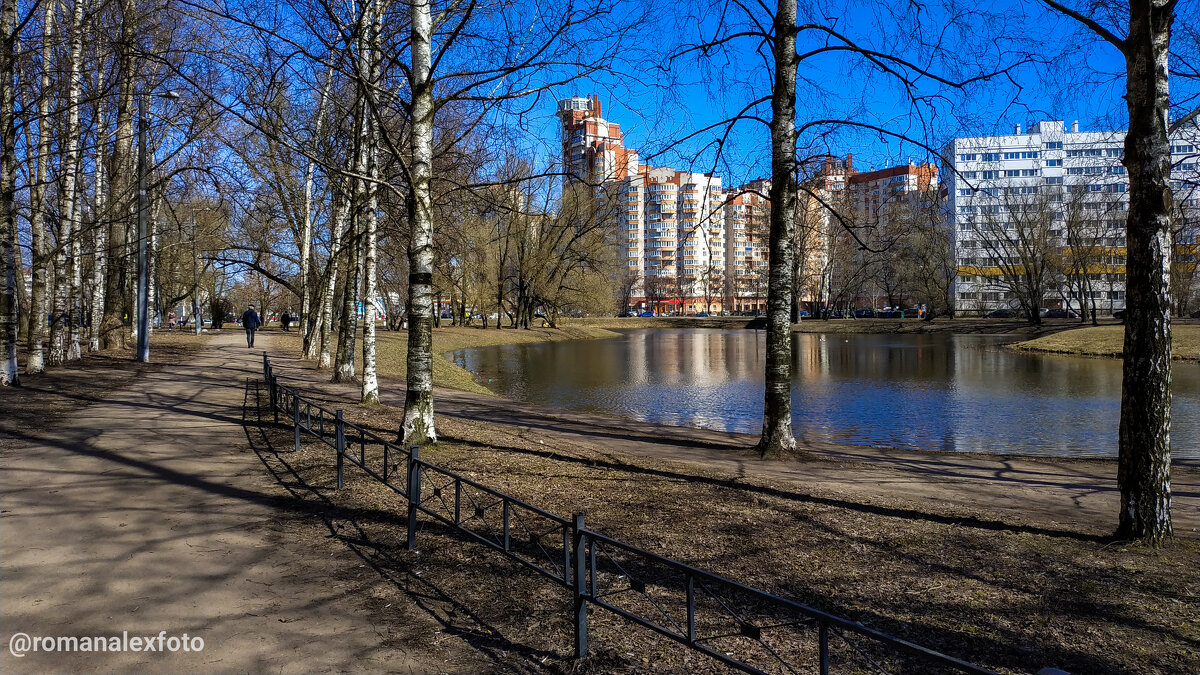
[258, 335, 1200, 675]
[0, 333, 491, 674]
[5, 331, 1196, 674]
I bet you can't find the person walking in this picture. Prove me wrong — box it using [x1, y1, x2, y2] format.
[241, 304, 262, 348]
[280, 310, 291, 332]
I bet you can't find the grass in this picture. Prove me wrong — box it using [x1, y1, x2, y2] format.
[370, 324, 620, 394]
[1011, 324, 1199, 359]
[249, 383, 1200, 675]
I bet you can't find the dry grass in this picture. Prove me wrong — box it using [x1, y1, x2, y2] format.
[370, 325, 619, 395]
[1012, 324, 1199, 359]
[246, 370, 1200, 675]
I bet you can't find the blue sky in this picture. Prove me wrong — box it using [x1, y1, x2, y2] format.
[511, 0, 1161, 187]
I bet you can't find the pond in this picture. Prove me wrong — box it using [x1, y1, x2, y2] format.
[449, 329, 1199, 459]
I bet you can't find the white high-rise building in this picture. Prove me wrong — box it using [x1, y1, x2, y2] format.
[943, 121, 1199, 315]
[558, 95, 726, 312]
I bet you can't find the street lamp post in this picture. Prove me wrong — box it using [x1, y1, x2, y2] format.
[135, 89, 179, 362]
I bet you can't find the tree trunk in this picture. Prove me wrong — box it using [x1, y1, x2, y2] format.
[49, 0, 85, 365]
[331, 214, 359, 383]
[89, 62, 108, 352]
[757, 0, 799, 458]
[301, 66, 334, 354]
[359, 1, 382, 404]
[26, 1, 54, 373]
[400, 0, 437, 445]
[1116, 0, 1173, 544]
[103, 0, 136, 350]
[0, 0, 17, 386]
[316, 190, 349, 368]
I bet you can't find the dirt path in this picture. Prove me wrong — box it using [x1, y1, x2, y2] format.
[0, 333, 485, 675]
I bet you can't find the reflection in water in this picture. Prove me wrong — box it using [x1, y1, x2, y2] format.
[451, 329, 1199, 459]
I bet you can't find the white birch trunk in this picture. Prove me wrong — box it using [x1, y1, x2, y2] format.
[0, 0, 18, 385]
[401, 0, 437, 444]
[25, 1, 54, 373]
[89, 68, 108, 352]
[317, 193, 349, 369]
[50, 0, 85, 364]
[301, 67, 334, 353]
[359, 0, 382, 403]
[758, 0, 799, 457]
[1116, 0, 1174, 544]
[146, 197, 161, 337]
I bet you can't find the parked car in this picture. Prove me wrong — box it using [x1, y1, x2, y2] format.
[854, 309, 875, 318]
[695, 312, 709, 317]
[1044, 309, 1080, 319]
[985, 308, 1016, 318]
[638, 311, 655, 317]
[797, 310, 810, 318]
[1112, 309, 1126, 320]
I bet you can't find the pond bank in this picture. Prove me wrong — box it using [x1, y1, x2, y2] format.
[1010, 323, 1199, 359]
[566, 315, 1093, 335]
[257, 345, 1200, 674]
[371, 325, 620, 394]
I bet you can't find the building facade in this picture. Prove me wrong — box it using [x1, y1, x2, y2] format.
[943, 121, 1199, 315]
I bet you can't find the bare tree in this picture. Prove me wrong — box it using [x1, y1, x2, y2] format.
[0, 0, 17, 386]
[1038, 0, 1181, 543]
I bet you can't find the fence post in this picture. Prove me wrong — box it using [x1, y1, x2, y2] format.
[573, 513, 588, 659]
[406, 445, 421, 550]
[270, 373, 279, 425]
[819, 621, 830, 675]
[335, 410, 345, 489]
[293, 396, 301, 452]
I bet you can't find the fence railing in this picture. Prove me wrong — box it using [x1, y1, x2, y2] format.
[260, 354, 997, 675]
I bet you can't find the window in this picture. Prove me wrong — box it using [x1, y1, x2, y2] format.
[1067, 148, 1104, 157]
[1005, 169, 1022, 177]
[1045, 141, 1063, 150]
[1046, 159, 1063, 167]
[1021, 169, 1039, 177]
[959, 205, 977, 214]
[1107, 148, 1123, 158]
[1105, 184, 1126, 193]
[981, 188, 1001, 197]
[1109, 166, 1126, 175]
[1088, 184, 1104, 192]
[1172, 144, 1195, 153]
[1180, 163, 1198, 172]
[961, 171, 978, 178]
[1045, 176, 1064, 185]
[982, 170, 1000, 179]
[982, 152, 1001, 162]
[959, 188, 973, 196]
[1004, 151, 1039, 159]
[959, 153, 977, 161]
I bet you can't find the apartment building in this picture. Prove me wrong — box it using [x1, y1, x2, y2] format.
[559, 95, 725, 312]
[723, 180, 770, 312]
[943, 121, 1199, 315]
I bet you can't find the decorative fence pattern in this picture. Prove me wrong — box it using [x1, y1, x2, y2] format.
[261, 354, 997, 675]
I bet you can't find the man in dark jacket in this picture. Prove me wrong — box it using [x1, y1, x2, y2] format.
[241, 304, 262, 348]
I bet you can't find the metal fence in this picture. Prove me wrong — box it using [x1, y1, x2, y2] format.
[260, 354, 997, 675]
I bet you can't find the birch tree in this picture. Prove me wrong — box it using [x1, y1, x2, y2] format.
[0, 0, 17, 387]
[25, 2, 54, 373]
[1037, 0, 1184, 544]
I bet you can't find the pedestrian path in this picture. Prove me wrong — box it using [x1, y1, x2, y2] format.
[1, 333, 477, 674]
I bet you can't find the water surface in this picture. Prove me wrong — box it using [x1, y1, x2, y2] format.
[450, 329, 1198, 458]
